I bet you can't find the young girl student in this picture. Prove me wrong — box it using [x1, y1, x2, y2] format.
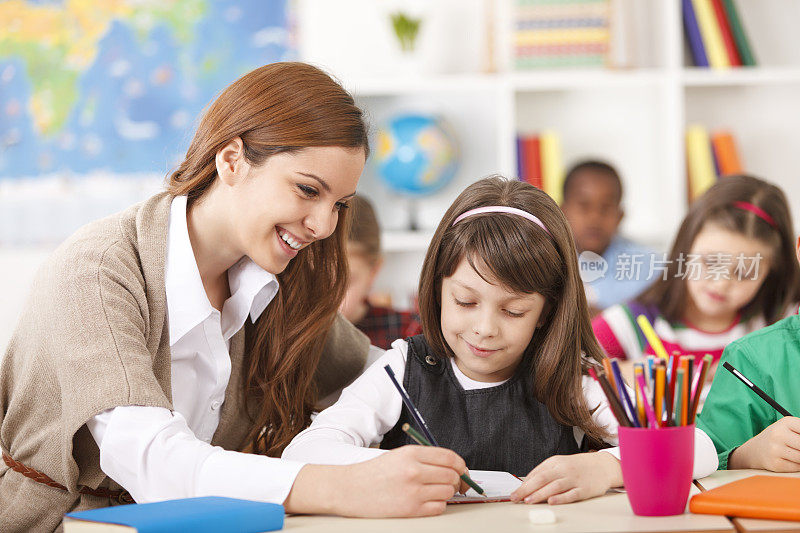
[283, 177, 718, 504]
[697, 235, 800, 471]
[0, 63, 472, 531]
[592, 175, 800, 377]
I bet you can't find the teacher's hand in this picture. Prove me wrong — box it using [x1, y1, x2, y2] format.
[285, 445, 468, 517]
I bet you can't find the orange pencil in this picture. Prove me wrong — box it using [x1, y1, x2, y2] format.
[655, 364, 666, 427]
[603, 358, 616, 391]
[634, 363, 646, 426]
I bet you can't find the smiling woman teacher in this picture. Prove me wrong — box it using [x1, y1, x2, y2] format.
[0, 62, 467, 531]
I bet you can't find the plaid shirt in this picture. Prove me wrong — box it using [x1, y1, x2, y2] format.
[355, 304, 423, 350]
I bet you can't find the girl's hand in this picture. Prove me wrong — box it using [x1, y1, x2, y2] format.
[728, 417, 800, 472]
[285, 445, 468, 517]
[510, 452, 622, 505]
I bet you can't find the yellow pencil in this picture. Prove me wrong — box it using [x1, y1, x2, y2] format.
[636, 315, 669, 360]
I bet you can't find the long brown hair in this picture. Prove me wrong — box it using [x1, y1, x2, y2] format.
[418, 176, 609, 442]
[167, 62, 369, 456]
[637, 175, 800, 324]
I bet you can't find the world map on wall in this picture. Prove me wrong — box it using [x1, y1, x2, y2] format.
[0, 0, 291, 179]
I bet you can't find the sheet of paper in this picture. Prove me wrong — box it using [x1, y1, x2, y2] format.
[448, 470, 523, 503]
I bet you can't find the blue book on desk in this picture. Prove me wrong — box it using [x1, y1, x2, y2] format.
[63, 497, 283, 532]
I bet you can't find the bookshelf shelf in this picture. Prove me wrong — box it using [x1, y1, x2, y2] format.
[510, 69, 666, 91]
[682, 67, 800, 87]
[348, 74, 499, 97]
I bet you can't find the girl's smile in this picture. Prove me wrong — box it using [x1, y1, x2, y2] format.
[463, 339, 500, 358]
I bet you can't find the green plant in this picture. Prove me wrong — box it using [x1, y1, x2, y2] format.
[390, 12, 422, 53]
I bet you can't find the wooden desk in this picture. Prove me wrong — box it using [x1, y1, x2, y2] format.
[694, 470, 800, 533]
[285, 486, 733, 533]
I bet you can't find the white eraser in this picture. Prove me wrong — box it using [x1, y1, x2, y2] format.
[528, 508, 557, 525]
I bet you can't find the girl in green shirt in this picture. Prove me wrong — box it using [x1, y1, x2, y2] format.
[698, 239, 800, 471]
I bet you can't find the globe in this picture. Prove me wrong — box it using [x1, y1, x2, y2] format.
[374, 113, 459, 196]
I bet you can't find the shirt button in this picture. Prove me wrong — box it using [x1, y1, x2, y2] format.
[210, 401, 221, 411]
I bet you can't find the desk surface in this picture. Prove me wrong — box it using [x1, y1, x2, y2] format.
[285, 486, 734, 533]
[694, 470, 800, 533]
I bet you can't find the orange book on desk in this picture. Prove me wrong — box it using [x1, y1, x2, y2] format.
[690, 475, 800, 521]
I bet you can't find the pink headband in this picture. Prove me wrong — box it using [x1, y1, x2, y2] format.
[452, 206, 551, 235]
[733, 201, 777, 229]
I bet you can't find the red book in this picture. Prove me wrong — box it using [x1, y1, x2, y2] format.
[710, 0, 742, 66]
[523, 136, 542, 190]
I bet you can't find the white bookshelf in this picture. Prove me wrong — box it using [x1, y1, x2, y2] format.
[298, 0, 800, 309]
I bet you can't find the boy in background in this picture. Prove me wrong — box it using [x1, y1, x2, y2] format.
[560, 160, 654, 315]
[340, 195, 422, 349]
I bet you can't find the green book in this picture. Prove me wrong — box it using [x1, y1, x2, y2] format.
[721, 0, 756, 66]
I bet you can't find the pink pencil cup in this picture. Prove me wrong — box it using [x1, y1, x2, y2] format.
[618, 424, 695, 516]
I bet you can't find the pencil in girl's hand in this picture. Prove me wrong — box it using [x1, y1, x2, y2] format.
[401, 423, 486, 496]
[688, 354, 712, 423]
[636, 315, 669, 359]
[635, 373, 657, 428]
[588, 367, 633, 427]
[385, 365, 439, 446]
[722, 361, 794, 417]
[610, 359, 640, 428]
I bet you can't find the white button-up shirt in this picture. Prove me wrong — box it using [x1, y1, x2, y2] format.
[87, 195, 306, 504]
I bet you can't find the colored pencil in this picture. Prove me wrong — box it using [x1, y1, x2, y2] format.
[681, 359, 690, 426]
[603, 358, 616, 391]
[688, 354, 712, 423]
[401, 424, 485, 496]
[636, 315, 669, 359]
[673, 367, 685, 426]
[634, 363, 646, 426]
[646, 355, 655, 392]
[589, 367, 633, 427]
[635, 373, 657, 428]
[722, 361, 794, 417]
[611, 359, 640, 428]
[655, 363, 666, 428]
[385, 365, 439, 446]
[666, 351, 681, 425]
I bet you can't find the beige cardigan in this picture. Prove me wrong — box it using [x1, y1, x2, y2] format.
[0, 193, 369, 532]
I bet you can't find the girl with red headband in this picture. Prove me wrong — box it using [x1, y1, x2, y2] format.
[592, 175, 800, 381]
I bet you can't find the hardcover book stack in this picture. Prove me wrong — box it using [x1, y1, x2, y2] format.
[682, 0, 756, 68]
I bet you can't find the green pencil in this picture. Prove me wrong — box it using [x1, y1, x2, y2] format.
[673, 368, 685, 426]
[401, 423, 486, 496]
